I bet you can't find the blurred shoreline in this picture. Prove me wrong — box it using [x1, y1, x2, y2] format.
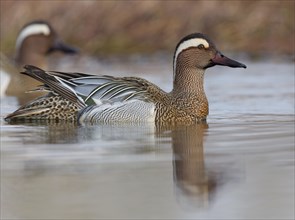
[0, 1, 294, 60]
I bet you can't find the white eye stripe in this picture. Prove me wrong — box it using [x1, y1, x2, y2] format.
[173, 38, 210, 75]
[16, 24, 51, 51]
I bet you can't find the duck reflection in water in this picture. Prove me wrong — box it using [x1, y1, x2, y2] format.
[7, 119, 221, 210]
[169, 122, 217, 209]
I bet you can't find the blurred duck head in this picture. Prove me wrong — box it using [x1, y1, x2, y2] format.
[15, 20, 79, 67]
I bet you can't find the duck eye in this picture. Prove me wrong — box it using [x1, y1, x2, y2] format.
[198, 44, 205, 49]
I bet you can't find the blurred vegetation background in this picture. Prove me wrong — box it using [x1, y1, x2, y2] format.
[0, 0, 294, 59]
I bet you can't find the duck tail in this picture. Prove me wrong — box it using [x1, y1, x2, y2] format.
[21, 65, 86, 108]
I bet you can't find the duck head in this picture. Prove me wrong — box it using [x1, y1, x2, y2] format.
[173, 33, 246, 74]
[15, 20, 78, 66]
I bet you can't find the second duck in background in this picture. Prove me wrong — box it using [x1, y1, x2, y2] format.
[2, 20, 78, 104]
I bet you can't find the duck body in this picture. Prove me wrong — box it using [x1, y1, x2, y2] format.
[3, 20, 78, 104]
[5, 33, 246, 124]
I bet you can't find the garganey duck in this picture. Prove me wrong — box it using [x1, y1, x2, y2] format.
[5, 33, 246, 124]
[2, 20, 78, 103]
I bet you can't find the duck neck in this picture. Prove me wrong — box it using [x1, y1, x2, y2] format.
[172, 65, 206, 98]
[15, 46, 47, 69]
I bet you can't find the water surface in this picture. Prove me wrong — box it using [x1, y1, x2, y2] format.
[1, 59, 294, 219]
